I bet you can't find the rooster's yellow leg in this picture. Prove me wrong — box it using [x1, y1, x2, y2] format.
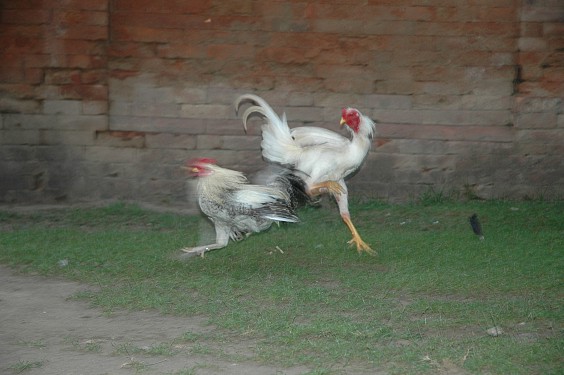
[308, 181, 345, 196]
[341, 213, 375, 255]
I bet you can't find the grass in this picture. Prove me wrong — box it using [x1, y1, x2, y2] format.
[62, 336, 103, 353]
[8, 360, 44, 373]
[0, 200, 562, 374]
[18, 339, 46, 349]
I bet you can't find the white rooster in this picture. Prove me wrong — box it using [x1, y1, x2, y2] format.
[235, 94, 375, 254]
[180, 158, 306, 257]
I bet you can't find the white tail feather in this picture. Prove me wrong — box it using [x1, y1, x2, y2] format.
[262, 214, 299, 223]
[236, 94, 301, 165]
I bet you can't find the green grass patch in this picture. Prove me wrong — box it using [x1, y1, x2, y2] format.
[1, 201, 562, 374]
[8, 360, 45, 373]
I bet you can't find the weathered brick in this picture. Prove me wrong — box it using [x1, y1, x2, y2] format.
[109, 42, 156, 58]
[57, 25, 108, 41]
[80, 70, 107, 84]
[206, 44, 255, 60]
[274, 75, 324, 92]
[59, 84, 108, 101]
[0, 145, 36, 161]
[146, 133, 196, 149]
[373, 109, 512, 126]
[130, 102, 179, 117]
[67, 54, 106, 69]
[412, 95, 463, 110]
[378, 123, 514, 143]
[373, 79, 418, 95]
[312, 19, 365, 34]
[3, 114, 107, 131]
[39, 129, 96, 145]
[44, 69, 80, 85]
[520, 22, 544, 37]
[315, 64, 371, 79]
[180, 104, 232, 119]
[1, 9, 51, 24]
[0, 65, 25, 84]
[324, 78, 374, 94]
[157, 44, 205, 59]
[113, 0, 207, 14]
[52, 10, 108, 26]
[207, 87, 247, 105]
[543, 22, 564, 37]
[54, 0, 108, 11]
[461, 95, 513, 110]
[364, 94, 412, 110]
[221, 135, 261, 151]
[111, 12, 202, 30]
[43, 99, 82, 115]
[0, 129, 40, 145]
[0, 97, 41, 113]
[95, 130, 145, 148]
[82, 100, 108, 115]
[516, 129, 564, 144]
[313, 93, 363, 108]
[112, 25, 183, 43]
[514, 112, 558, 129]
[23, 68, 43, 84]
[514, 97, 562, 112]
[109, 116, 207, 134]
[518, 37, 549, 51]
[521, 5, 564, 22]
[76, 146, 141, 167]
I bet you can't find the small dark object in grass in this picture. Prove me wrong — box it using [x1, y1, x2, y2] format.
[469, 213, 484, 240]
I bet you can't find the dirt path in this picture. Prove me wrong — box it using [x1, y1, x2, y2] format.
[0, 266, 311, 375]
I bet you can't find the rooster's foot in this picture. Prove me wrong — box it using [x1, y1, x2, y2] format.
[347, 237, 375, 255]
[180, 247, 208, 258]
[309, 181, 345, 197]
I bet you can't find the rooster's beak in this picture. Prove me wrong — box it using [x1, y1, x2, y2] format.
[181, 166, 200, 176]
[340, 117, 347, 127]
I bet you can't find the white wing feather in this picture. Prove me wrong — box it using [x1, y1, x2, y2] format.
[233, 187, 286, 209]
[290, 126, 350, 149]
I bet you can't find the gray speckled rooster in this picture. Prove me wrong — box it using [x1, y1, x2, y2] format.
[181, 158, 307, 257]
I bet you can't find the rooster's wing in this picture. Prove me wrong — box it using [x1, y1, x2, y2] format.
[290, 126, 350, 149]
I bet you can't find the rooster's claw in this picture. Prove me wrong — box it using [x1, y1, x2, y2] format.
[309, 181, 345, 197]
[348, 238, 375, 255]
[180, 247, 207, 258]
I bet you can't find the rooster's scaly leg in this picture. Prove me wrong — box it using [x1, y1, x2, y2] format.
[341, 213, 374, 254]
[179, 224, 230, 259]
[333, 181, 374, 255]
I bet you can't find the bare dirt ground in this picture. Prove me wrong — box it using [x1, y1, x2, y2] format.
[0, 266, 312, 375]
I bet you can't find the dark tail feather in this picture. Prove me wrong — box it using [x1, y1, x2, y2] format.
[253, 165, 312, 210]
[280, 171, 312, 210]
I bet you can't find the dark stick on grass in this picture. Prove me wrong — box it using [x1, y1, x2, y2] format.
[469, 213, 484, 240]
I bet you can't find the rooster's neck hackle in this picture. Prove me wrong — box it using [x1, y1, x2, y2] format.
[197, 165, 247, 203]
[358, 116, 375, 139]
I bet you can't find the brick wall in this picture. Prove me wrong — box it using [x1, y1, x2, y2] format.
[1, 0, 562, 204]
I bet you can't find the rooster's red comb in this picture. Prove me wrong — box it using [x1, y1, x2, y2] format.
[188, 157, 217, 166]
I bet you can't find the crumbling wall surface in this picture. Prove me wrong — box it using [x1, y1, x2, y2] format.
[1, 0, 562, 204]
[1, 0, 109, 202]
